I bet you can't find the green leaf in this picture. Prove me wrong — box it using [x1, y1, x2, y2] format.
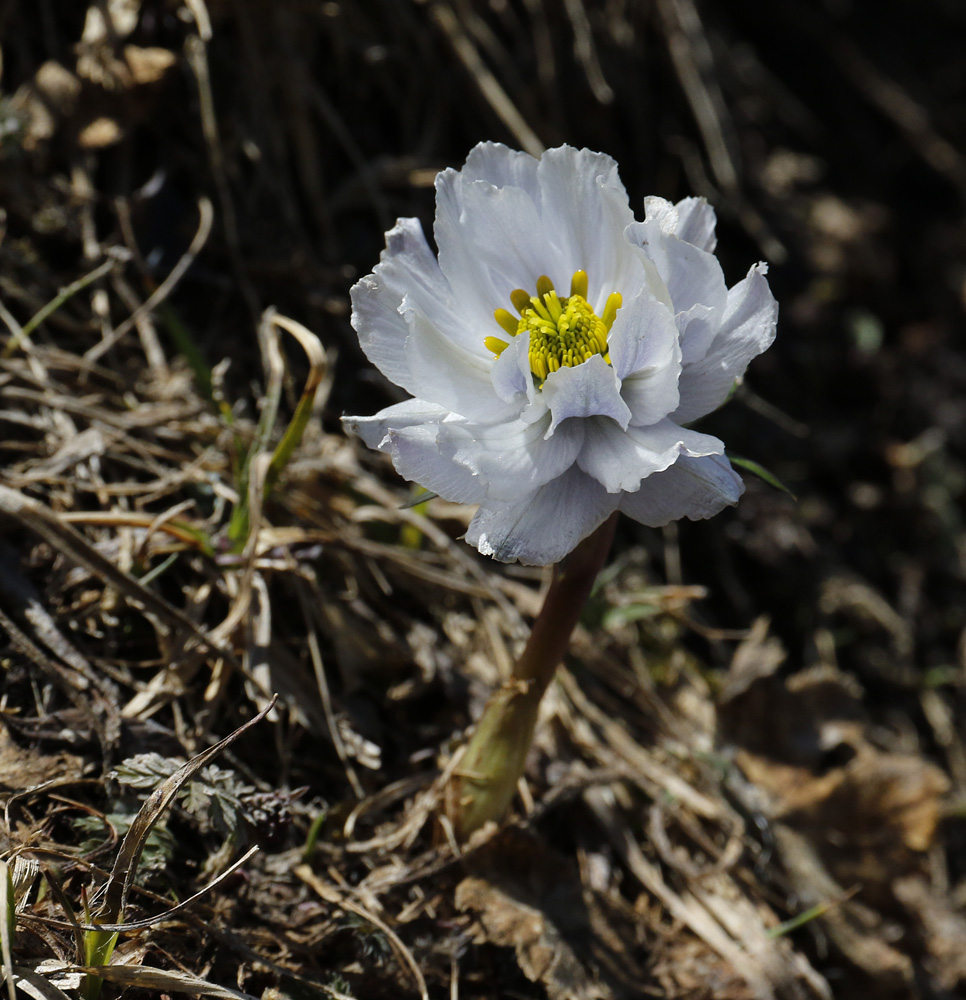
[728, 454, 797, 499]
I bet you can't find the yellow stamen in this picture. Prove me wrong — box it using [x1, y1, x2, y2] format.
[535, 274, 555, 299]
[601, 292, 623, 330]
[493, 308, 519, 336]
[488, 270, 621, 384]
[484, 335, 510, 356]
[510, 288, 531, 314]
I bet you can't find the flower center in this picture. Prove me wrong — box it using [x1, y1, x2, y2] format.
[485, 271, 622, 383]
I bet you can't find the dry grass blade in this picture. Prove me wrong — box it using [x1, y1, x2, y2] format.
[83, 197, 214, 365]
[5, 967, 75, 1000]
[100, 697, 276, 923]
[70, 964, 258, 1000]
[295, 865, 430, 1000]
[0, 486, 230, 659]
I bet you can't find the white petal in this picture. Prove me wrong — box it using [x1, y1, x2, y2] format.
[489, 327, 531, 403]
[435, 169, 563, 333]
[626, 219, 728, 320]
[386, 424, 488, 504]
[619, 453, 744, 526]
[577, 417, 723, 493]
[405, 306, 517, 423]
[535, 146, 641, 310]
[674, 303, 719, 365]
[460, 141, 541, 198]
[467, 465, 620, 565]
[673, 263, 778, 424]
[343, 402, 487, 504]
[540, 354, 632, 434]
[607, 290, 681, 426]
[439, 411, 584, 501]
[350, 219, 510, 423]
[644, 195, 718, 252]
[342, 398, 451, 451]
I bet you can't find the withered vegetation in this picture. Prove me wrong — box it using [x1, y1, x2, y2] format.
[1, 2, 965, 999]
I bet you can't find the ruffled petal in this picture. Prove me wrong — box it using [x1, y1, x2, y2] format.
[625, 219, 728, 322]
[540, 353, 632, 434]
[534, 146, 642, 311]
[577, 417, 723, 493]
[343, 402, 487, 504]
[673, 263, 778, 424]
[435, 168, 564, 334]
[460, 141, 541, 199]
[350, 219, 513, 423]
[439, 411, 584, 501]
[606, 289, 681, 426]
[644, 196, 718, 252]
[466, 465, 620, 565]
[405, 307, 517, 423]
[342, 398, 450, 451]
[619, 453, 744, 526]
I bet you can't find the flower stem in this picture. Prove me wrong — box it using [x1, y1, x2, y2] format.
[446, 512, 618, 841]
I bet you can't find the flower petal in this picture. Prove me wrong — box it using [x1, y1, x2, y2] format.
[439, 410, 584, 501]
[673, 263, 778, 424]
[342, 397, 450, 451]
[619, 453, 744, 526]
[606, 289, 681, 425]
[626, 218, 728, 323]
[644, 195, 718, 252]
[435, 167, 564, 333]
[343, 401, 487, 504]
[540, 354, 632, 434]
[577, 417, 723, 493]
[460, 141, 541, 198]
[467, 465, 620, 565]
[350, 219, 512, 423]
[534, 146, 641, 311]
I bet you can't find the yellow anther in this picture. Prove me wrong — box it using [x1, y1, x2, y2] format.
[510, 288, 531, 314]
[601, 292, 622, 330]
[570, 270, 588, 299]
[529, 296, 553, 323]
[488, 271, 620, 384]
[494, 308, 519, 336]
[544, 290, 563, 321]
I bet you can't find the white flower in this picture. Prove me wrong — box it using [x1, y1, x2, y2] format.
[343, 143, 778, 566]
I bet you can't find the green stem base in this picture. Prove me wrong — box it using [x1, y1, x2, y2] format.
[446, 512, 618, 841]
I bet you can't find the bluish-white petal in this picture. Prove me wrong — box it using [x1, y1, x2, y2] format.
[540, 354, 632, 434]
[674, 303, 719, 366]
[534, 146, 641, 311]
[350, 219, 512, 423]
[673, 263, 778, 424]
[577, 417, 723, 493]
[619, 453, 744, 526]
[342, 398, 452, 452]
[644, 196, 718, 252]
[385, 424, 488, 504]
[626, 219, 728, 321]
[466, 465, 620, 566]
[606, 289, 681, 426]
[460, 141, 541, 200]
[489, 329, 531, 403]
[350, 219, 471, 378]
[343, 401, 487, 505]
[405, 306, 516, 423]
[439, 412, 584, 501]
[435, 171, 563, 333]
